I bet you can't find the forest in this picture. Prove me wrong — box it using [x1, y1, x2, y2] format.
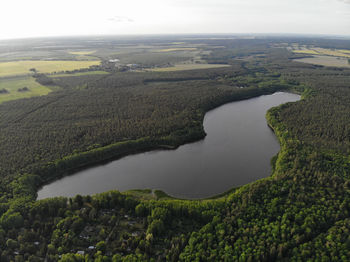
[0, 36, 350, 261]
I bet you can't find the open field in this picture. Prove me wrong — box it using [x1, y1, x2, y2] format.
[313, 47, 350, 58]
[0, 50, 70, 62]
[147, 63, 230, 72]
[68, 50, 99, 61]
[292, 49, 319, 55]
[291, 45, 350, 58]
[68, 50, 96, 55]
[0, 60, 101, 77]
[0, 76, 53, 104]
[293, 55, 350, 68]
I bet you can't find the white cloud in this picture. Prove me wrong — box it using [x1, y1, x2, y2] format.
[0, 0, 349, 39]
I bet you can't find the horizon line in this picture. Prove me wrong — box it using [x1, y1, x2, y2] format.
[1, 32, 350, 42]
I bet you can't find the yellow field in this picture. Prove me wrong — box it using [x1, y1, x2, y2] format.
[0, 76, 53, 104]
[156, 48, 198, 52]
[292, 45, 350, 58]
[0, 60, 101, 78]
[68, 50, 96, 55]
[147, 63, 230, 72]
[293, 49, 319, 55]
[313, 48, 350, 58]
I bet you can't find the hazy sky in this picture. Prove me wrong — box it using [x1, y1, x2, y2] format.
[1, 0, 349, 39]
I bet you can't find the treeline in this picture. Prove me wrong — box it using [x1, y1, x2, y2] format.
[0, 187, 223, 261]
[0, 37, 350, 261]
[0, 61, 297, 187]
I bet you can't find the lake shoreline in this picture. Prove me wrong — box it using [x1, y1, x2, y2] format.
[36, 88, 301, 200]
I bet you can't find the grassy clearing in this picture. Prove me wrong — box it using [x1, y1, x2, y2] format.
[0, 76, 53, 104]
[124, 189, 177, 200]
[147, 63, 230, 72]
[293, 55, 350, 68]
[203, 186, 240, 200]
[124, 189, 155, 200]
[49, 71, 109, 77]
[0, 60, 101, 78]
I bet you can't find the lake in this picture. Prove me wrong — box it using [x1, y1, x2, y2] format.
[37, 92, 300, 199]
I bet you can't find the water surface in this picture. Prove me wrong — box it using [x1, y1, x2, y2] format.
[38, 92, 300, 199]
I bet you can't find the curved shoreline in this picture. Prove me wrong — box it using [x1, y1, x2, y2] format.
[36, 88, 301, 200]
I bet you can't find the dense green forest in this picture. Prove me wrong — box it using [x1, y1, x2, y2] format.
[0, 36, 350, 261]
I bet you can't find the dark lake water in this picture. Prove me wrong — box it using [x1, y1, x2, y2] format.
[37, 92, 300, 200]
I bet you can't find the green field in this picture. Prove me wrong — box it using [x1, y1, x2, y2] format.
[0, 60, 101, 77]
[0, 76, 53, 104]
[147, 63, 230, 72]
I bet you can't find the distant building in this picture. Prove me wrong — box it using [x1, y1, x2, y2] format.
[126, 64, 139, 68]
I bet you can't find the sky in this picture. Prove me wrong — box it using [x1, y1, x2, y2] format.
[1, 0, 349, 40]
